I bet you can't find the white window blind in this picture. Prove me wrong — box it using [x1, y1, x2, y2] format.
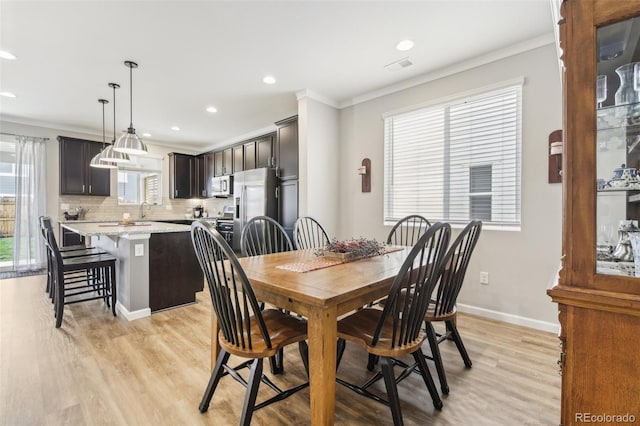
[384, 84, 521, 228]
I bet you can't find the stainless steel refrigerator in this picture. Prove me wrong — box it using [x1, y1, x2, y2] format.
[232, 168, 278, 251]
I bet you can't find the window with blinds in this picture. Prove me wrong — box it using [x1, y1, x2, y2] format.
[384, 84, 522, 228]
[117, 155, 163, 205]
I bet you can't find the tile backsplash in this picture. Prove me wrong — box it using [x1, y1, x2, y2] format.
[58, 195, 231, 221]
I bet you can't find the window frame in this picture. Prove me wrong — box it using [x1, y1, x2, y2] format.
[382, 78, 524, 231]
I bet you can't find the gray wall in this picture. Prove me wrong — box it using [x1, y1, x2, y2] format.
[336, 43, 562, 329]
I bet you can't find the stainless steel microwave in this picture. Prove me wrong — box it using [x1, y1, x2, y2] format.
[211, 175, 233, 197]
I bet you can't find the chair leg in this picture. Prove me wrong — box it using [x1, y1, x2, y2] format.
[380, 357, 403, 426]
[413, 348, 443, 410]
[110, 263, 117, 316]
[55, 273, 64, 328]
[199, 350, 231, 413]
[336, 338, 346, 370]
[367, 354, 379, 372]
[447, 320, 472, 368]
[239, 358, 263, 426]
[425, 322, 449, 394]
[269, 349, 284, 375]
[298, 341, 309, 377]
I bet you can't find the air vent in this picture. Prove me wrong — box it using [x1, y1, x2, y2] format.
[384, 57, 413, 72]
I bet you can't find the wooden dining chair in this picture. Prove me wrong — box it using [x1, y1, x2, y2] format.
[293, 216, 330, 250]
[239, 215, 293, 374]
[240, 216, 293, 257]
[41, 217, 117, 328]
[386, 214, 431, 246]
[335, 222, 451, 425]
[191, 220, 309, 426]
[422, 220, 482, 394]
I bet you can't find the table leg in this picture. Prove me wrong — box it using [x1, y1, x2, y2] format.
[211, 311, 221, 370]
[308, 305, 337, 425]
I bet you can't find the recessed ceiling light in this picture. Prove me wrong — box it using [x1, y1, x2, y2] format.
[0, 92, 16, 98]
[0, 50, 16, 60]
[171, 126, 180, 131]
[206, 106, 218, 113]
[396, 39, 415, 51]
[263, 75, 276, 85]
[142, 132, 151, 137]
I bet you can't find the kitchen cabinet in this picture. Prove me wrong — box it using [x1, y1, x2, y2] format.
[546, 2, 640, 425]
[214, 147, 233, 176]
[149, 231, 203, 311]
[60, 226, 85, 247]
[232, 144, 244, 173]
[168, 153, 194, 199]
[204, 151, 215, 197]
[256, 134, 274, 169]
[275, 116, 298, 180]
[58, 136, 111, 196]
[244, 141, 256, 170]
[278, 179, 298, 242]
[195, 154, 206, 198]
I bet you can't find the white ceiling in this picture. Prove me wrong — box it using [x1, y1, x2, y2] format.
[0, 1, 553, 152]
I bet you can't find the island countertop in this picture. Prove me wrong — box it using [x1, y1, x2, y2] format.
[60, 221, 191, 237]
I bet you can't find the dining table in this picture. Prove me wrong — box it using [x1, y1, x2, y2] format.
[211, 246, 411, 425]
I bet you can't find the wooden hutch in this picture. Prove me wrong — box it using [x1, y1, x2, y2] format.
[548, 1, 640, 425]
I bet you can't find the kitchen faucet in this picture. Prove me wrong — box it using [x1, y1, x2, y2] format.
[140, 201, 150, 219]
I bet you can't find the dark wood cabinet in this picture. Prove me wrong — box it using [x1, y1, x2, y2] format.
[195, 155, 206, 198]
[61, 226, 85, 247]
[168, 153, 194, 199]
[546, 2, 640, 424]
[278, 179, 298, 242]
[232, 145, 244, 173]
[58, 136, 111, 196]
[214, 148, 233, 176]
[244, 141, 256, 170]
[205, 152, 215, 197]
[275, 116, 298, 180]
[256, 134, 273, 169]
[149, 231, 203, 312]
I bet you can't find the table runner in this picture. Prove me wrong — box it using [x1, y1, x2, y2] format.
[277, 246, 404, 273]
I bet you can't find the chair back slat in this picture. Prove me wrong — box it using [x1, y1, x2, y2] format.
[432, 221, 482, 317]
[372, 222, 451, 349]
[293, 216, 330, 250]
[386, 215, 431, 246]
[191, 220, 271, 350]
[241, 216, 293, 257]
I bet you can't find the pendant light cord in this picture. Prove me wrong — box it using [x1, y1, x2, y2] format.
[129, 64, 133, 128]
[102, 102, 106, 146]
[113, 84, 117, 143]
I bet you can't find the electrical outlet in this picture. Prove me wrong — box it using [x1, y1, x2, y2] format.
[480, 272, 489, 285]
[134, 244, 144, 257]
[61, 203, 70, 210]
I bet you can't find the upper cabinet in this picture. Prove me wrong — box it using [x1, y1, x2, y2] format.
[214, 147, 233, 176]
[547, 1, 640, 424]
[232, 145, 244, 173]
[58, 136, 110, 196]
[168, 153, 194, 199]
[256, 134, 274, 169]
[275, 116, 298, 180]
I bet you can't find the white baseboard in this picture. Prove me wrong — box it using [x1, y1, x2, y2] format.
[457, 303, 560, 334]
[116, 302, 151, 321]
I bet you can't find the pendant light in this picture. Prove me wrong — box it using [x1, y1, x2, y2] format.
[89, 98, 116, 169]
[114, 60, 148, 155]
[100, 82, 130, 164]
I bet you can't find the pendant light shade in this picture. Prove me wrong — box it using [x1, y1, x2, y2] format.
[90, 98, 116, 169]
[100, 82, 130, 164]
[114, 60, 148, 155]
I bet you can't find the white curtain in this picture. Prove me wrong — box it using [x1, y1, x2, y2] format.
[13, 136, 47, 271]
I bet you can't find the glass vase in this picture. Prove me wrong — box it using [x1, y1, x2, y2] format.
[628, 232, 640, 277]
[614, 62, 640, 106]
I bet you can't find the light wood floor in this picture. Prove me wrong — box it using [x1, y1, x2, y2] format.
[0, 275, 560, 425]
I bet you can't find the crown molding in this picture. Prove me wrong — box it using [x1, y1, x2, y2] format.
[339, 32, 555, 109]
[0, 114, 203, 153]
[296, 89, 339, 109]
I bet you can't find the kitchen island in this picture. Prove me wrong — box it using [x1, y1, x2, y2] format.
[60, 221, 203, 320]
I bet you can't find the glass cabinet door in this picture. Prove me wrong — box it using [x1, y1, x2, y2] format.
[596, 16, 640, 277]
